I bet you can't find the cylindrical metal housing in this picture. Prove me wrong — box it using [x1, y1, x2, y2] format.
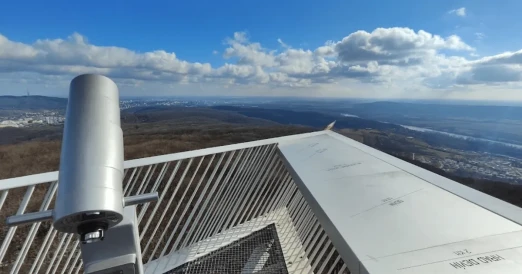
[53, 74, 124, 234]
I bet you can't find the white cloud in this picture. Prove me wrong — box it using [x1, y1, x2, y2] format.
[2, 27, 522, 100]
[448, 7, 467, 17]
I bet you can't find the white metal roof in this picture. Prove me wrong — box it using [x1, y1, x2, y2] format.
[278, 130, 522, 274]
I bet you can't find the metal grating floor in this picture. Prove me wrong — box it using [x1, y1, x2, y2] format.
[165, 224, 288, 274]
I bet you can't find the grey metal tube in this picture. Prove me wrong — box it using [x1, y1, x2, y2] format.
[6, 210, 53, 226]
[6, 193, 159, 227]
[124, 192, 159, 207]
[53, 74, 125, 234]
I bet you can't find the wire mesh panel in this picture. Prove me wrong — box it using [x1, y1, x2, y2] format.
[0, 139, 351, 274]
[167, 224, 287, 274]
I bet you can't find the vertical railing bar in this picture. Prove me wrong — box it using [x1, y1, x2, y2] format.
[259, 174, 290, 219]
[288, 192, 305, 221]
[286, 184, 301, 209]
[202, 148, 255, 240]
[337, 264, 348, 274]
[189, 150, 236, 246]
[289, 210, 313, 272]
[138, 161, 170, 222]
[233, 146, 277, 228]
[198, 149, 246, 241]
[216, 145, 268, 247]
[278, 193, 304, 245]
[307, 233, 329, 271]
[248, 161, 284, 220]
[302, 221, 321, 256]
[66, 251, 81, 274]
[276, 182, 297, 219]
[196, 146, 263, 253]
[73, 260, 83, 274]
[298, 213, 317, 245]
[29, 224, 55, 274]
[293, 203, 313, 238]
[281, 196, 307, 251]
[280, 192, 307, 263]
[179, 152, 226, 249]
[222, 145, 271, 231]
[315, 242, 336, 274]
[144, 156, 201, 261]
[262, 178, 292, 233]
[274, 194, 310, 272]
[237, 147, 279, 224]
[60, 241, 79, 274]
[205, 146, 258, 238]
[0, 185, 36, 263]
[166, 154, 216, 254]
[291, 214, 318, 269]
[123, 168, 137, 195]
[204, 147, 256, 238]
[149, 155, 206, 261]
[262, 177, 293, 238]
[302, 222, 322, 257]
[11, 181, 58, 274]
[33, 228, 58, 274]
[295, 215, 319, 257]
[126, 166, 144, 196]
[135, 164, 157, 195]
[140, 160, 184, 241]
[217, 144, 274, 250]
[307, 229, 327, 259]
[50, 234, 75, 274]
[141, 158, 189, 262]
[289, 209, 314, 258]
[266, 175, 293, 214]
[327, 254, 342, 274]
[0, 189, 9, 212]
[228, 144, 275, 228]
[141, 159, 190, 256]
[266, 185, 298, 252]
[44, 233, 67, 274]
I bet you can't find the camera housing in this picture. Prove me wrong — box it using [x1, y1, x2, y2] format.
[53, 74, 125, 242]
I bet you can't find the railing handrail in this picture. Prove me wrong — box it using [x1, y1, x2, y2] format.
[0, 130, 324, 191]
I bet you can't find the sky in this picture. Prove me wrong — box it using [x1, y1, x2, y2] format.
[1, 0, 522, 100]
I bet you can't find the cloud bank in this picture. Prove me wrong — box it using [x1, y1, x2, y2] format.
[1, 27, 522, 99]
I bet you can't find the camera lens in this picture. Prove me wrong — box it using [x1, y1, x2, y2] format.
[81, 229, 105, 244]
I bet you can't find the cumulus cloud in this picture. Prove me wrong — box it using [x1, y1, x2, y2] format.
[0, 32, 212, 82]
[1, 27, 522, 97]
[448, 7, 466, 17]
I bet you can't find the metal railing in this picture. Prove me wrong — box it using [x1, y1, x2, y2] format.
[0, 134, 350, 273]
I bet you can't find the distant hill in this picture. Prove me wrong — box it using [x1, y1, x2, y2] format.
[211, 105, 402, 130]
[0, 106, 288, 145]
[349, 101, 522, 121]
[121, 106, 281, 127]
[0, 95, 67, 110]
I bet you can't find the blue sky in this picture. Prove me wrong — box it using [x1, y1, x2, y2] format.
[1, 0, 522, 100]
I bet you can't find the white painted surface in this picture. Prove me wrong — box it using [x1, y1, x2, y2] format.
[278, 132, 522, 273]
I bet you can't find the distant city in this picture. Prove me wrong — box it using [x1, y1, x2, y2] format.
[0, 98, 256, 128]
[415, 150, 522, 184]
[0, 110, 64, 128]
